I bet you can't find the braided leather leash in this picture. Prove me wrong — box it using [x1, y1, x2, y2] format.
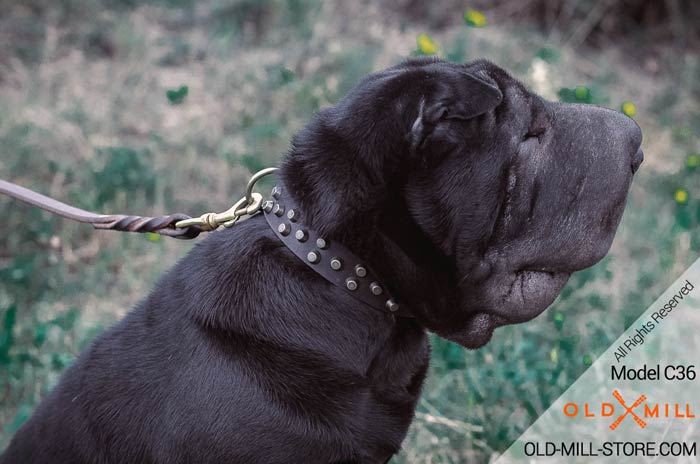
[0, 168, 278, 239]
[0, 179, 202, 239]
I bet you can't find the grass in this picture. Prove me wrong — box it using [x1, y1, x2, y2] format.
[0, 1, 698, 461]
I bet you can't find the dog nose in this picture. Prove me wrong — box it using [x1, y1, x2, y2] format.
[631, 148, 644, 174]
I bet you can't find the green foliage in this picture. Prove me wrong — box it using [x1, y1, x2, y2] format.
[6, 405, 32, 436]
[92, 147, 157, 208]
[0, 306, 17, 366]
[658, 157, 700, 237]
[558, 85, 594, 104]
[267, 65, 295, 86]
[240, 154, 267, 173]
[165, 85, 189, 104]
[535, 47, 559, 63]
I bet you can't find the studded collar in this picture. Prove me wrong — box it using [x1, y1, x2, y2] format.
[263, 185, 412, 318]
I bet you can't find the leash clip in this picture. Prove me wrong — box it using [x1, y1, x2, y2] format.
[175, 167, 277, 231]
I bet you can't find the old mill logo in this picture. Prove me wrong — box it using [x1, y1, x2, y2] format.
[563, 390, 696, 430]
[609, 390, 647, 430]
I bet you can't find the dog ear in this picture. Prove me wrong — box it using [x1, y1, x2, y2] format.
[409, 71, 502, 151]
[280, 69, 502, 241]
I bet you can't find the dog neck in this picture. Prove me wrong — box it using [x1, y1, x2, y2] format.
[372, 194, 459, 322]
[277, 163, 459, 331]
[261, 184, 413, 318]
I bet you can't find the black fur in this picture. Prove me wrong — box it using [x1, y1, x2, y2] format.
[1, 58, 642, 463]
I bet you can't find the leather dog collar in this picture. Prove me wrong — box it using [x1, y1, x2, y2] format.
[263, 185, 412, 318]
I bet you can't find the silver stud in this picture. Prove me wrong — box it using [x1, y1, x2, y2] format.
[386, 299, 399, 312]
[295, 229, 308, 242]
[273, 203, 285, 217]
[369, 282, 383, 295]
[316, 238, 329, 249]
[262, 200, 274, 213]
[330, 258, 342, 270]
[287, 209, 300, 222]
[277, 223, 291, 236]
[307, 251, 320, 264]
[354, 264, 367, 278]
[271, 186, 281, 199]
[346, 278, 358, 291]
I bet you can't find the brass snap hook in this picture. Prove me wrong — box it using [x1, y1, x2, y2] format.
[175, 167, 278, 231]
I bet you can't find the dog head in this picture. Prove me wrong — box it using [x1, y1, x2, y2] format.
[282, 58, 642, 348]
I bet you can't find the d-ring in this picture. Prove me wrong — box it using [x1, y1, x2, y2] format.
[245, 167, 278, 205]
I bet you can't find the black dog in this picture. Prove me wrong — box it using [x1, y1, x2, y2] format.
[2, 58, 642, 463]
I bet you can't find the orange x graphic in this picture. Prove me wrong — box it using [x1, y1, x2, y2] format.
[609, 389, 647, 430]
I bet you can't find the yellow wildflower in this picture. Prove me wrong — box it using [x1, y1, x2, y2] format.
[675, 189, 688, 204]
[416, 33, 438, 55]
[621, 101, 637, 117]
[146, 232, 161, 242]
[464, 9, 487, 27]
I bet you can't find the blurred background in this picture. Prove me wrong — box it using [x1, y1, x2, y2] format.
[0, 0, 698, 461]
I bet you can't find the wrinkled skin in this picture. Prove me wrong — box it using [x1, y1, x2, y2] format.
[415, 61, 642, 347]
[2, 58, 642, 464]
[286, 57, 642, 349]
